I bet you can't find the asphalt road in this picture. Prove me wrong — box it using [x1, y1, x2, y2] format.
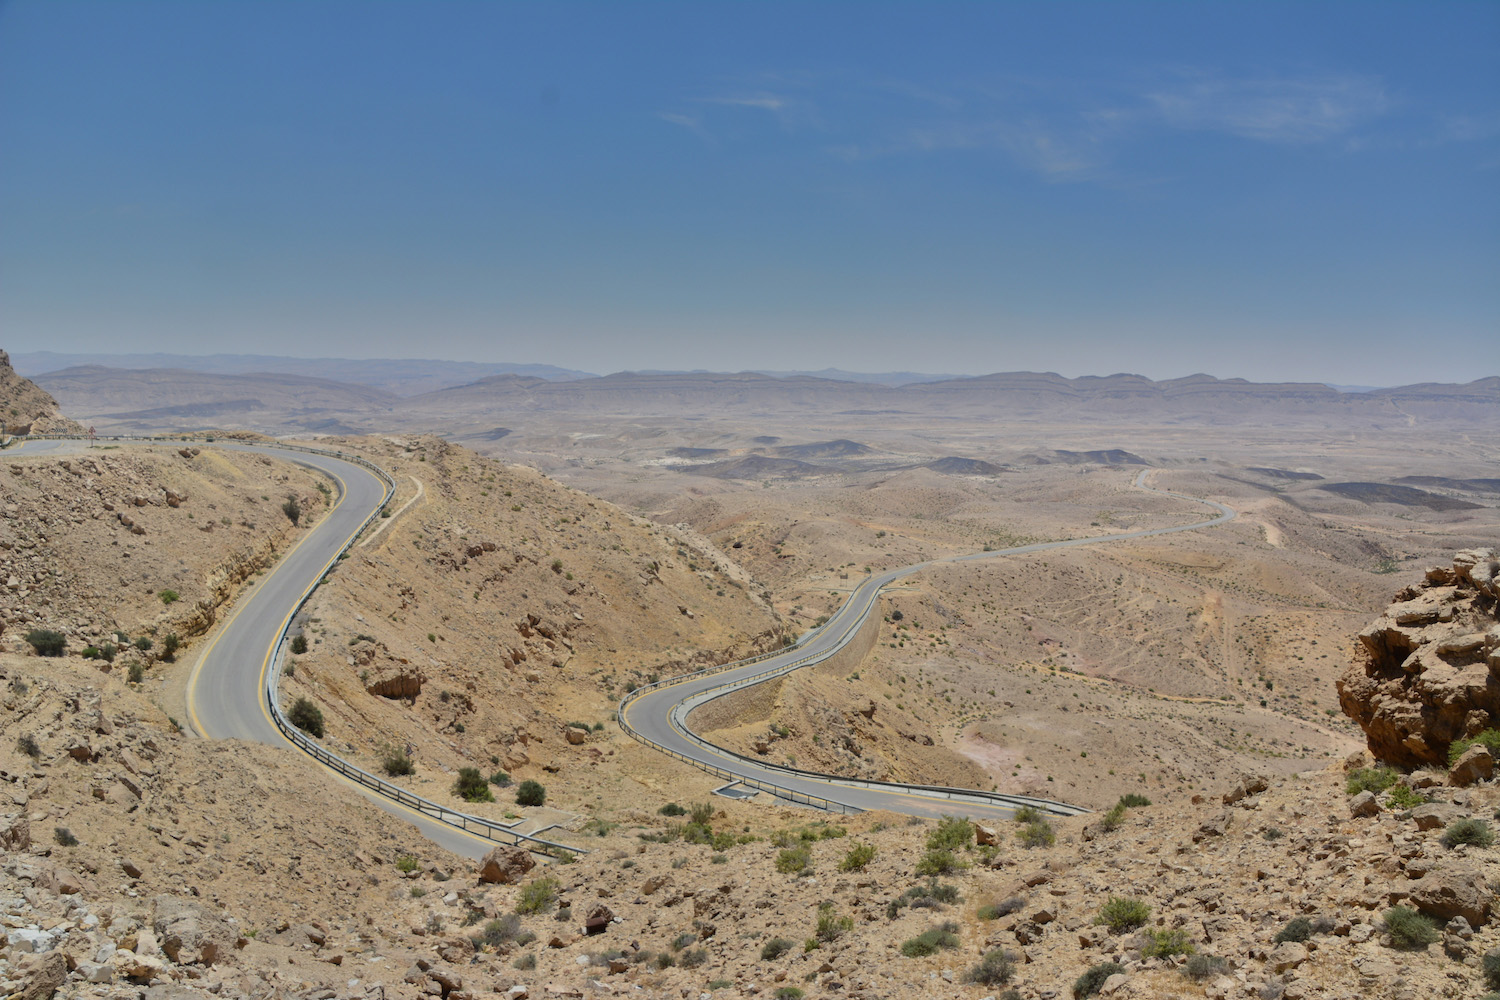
[7, 437, 497, 858]
[623, 469, 1237, 821]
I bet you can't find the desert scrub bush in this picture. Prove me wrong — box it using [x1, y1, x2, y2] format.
[516, 876, 559, 915]
[513, 952, 536, 970]
[926, 814, 974, 852]
[470, 914, 534, 949]
[978, 896, 1026, 920]
[1346, 766, 1397, 796]
[1012, 805, 1043, 824]
[671, 932, 698, 951]
[816, 903, 853, 943]
[689, 802, 715, 824]
[287, 697, 324, 737]
[900, 921, 961, 957]
[1274, 916, 1313, 944]
[15, 734, 40, 759]
[1097, 802, 1127, 833]
[1441, 817, 1495, 848]
[395, 855, 419, 872]
[776, 845, 813, 874]
[1018, 819, 1056, 848]
[381, 748, 415, 776]
[1073, 961, 1126, 998]
[838, 842, 876, 872]
[23, 629, 65, 657]
[773, 989, 804, 1000]
[1385, 783, 1428, 810]
[1449, 729, 1500, 765]
[161, 633, 179, 660]
[1096, 896, 1151, 933]
[1183, 954, 1227, 981]
[488, 770, 512, 787]
[1117, 793, 1151, 807]
[128, 662, 145, 683]
[658, 802, 687, 816]
[679, 947, 707, 969]
[1383, 905, 1438, 949]
[282, 496, 301, 524]
[760, 937, 794, 960]
[159, 589, 179, 605]
[515, 779, 546, 806]
[1142, 928, 1195, 958]
[1485, 948, 1500, 990]
[965, 948, 1014, 986]
[453, 767, 494, 803]
[134, 636, 152, 652]
[53, 827, 78, 847]
[915, 848, 968, 875]
[290, 634, 308, 654]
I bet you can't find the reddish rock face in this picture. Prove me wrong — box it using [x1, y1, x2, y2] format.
[1338, 549, 1500, 767]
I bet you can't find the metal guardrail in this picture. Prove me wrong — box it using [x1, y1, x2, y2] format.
[19, 433, 585, 858]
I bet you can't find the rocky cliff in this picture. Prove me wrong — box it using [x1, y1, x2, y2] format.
[0, 350, 80, 436]
[1339, 548, 1500, 766]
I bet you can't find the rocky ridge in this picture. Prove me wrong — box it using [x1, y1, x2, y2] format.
[0, 350, 80, 437]
[1339, 548, 1500, 767]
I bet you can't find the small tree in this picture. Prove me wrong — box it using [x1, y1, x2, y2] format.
[287, 697, 324, 737]
[282, 496, 301, 525]
[382, 748, 415, 776]
[24, 629, 66, 657]
[453, 767, 494, 803]
[161, 633, 180, 661]
[290, 634, 308, 655]
[516, 779, 546, 806]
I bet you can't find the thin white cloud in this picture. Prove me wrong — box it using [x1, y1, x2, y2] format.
[657, 111, 700, 129]
[1143, 73, 1388, 143]
[698, 94, 788, 112]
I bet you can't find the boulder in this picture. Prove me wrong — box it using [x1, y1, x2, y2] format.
[152, 894, 238, 965]
[1, 812, 29, 852]
[583, 904, 614, 934]
[1269, 941, 1308, 972]
[1349, 791, 1380, 818]
[1411, 803, 1463, 831]
[12, 949, 68, 1000]
[1407, 867, 1491, 926]
[478, 844, 535, 885]
[1449, 745, 1494, 787]
[564, 726, 588, 745]
[974, 823, 1000, 847]
[362, 661, 425, 700]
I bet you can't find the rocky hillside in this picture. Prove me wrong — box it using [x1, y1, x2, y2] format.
[0, 349, 79, 436]
[5, 649, 1500, 1000]
[1339, 548, 1500, 767]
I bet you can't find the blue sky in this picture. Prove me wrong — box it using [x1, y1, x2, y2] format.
[2, 1, 1496, 384]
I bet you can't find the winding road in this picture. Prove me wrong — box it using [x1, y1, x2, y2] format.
[10, 438, 1235, 850]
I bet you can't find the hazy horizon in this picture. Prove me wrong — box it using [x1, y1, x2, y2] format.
[3, 2, 1496, 386]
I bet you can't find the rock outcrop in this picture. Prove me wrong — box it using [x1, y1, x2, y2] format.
[0, 350, 81, 436]
[1338, 548, 1500, 766]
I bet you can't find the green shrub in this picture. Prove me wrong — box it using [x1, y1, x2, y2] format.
[159, 589, 179, 605]
[1183, 954, 1226, 981]
[915, 848, 967, 875]
[98, 642, 116, 662]
[134, 636, 153, 652]
[1383, 905, 1438, 949]
[1441, 817, 1495, 848]
[161, 633, 180, 660]
[1449, 729, 1500, 765]
[128, 662, 145, 683]
[23, 629, 65, 657]
[900, 922, 961, 957]
[926, 815, 973, 852]
[290, 634, 308, 654]
[659, 802, 687, 816]
[53, 826, 78, 847]
[775, 845, 812, 874]
[760, 937, 794, 960]
[1117, 793, 1151, 807]
[516, 876, 559, 915]
[1142, 928, 1195, 958]
[1013, 805, 1043, 824]
[679, 947, 707, 968]
[690, 802, 715, 825]
[966, 948, 1013, 986]
[815, 905, 853, 943]
[395, 855, 418, 872]
[13, 734, 38, 759]
[470, 914, 533, 949]
[1386, 784, 1427, 809]
[1018, 819, 1056, 848]
[978, 896, 1024, 920]
[382, 749, 415, 776]
[282, 496, 301, 524]
[1098, 803, 1127, 833]
[773, 989, 804, 1000]
[1484, 948, 1500, 990]
[1274, 916, 1313, 944]
[1096, 896, 1151, 933]
[1073, 961, 1126, 998]
[489, 770, 511, 787]
[287, 697, 324, 737]
[453, 768, 493, 802]
[513, 952, 536, 970]
[81, 645, 102, 660]
[838, 842, 876, 872]
[1347, 766, 1397, 795]
[516, 780, 546, 806]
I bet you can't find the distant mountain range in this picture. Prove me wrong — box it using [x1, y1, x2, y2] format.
[16, 351, 1498, 440]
